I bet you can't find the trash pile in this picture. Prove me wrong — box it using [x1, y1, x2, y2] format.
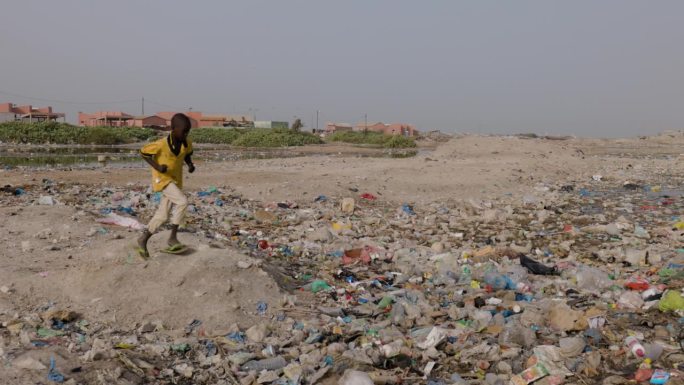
[2, 175, 684, 384]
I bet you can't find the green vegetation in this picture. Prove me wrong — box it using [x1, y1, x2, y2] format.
[191, 128, 323, 147]
[188, 128, 242, 144]
[0, 121, 156, 145]
[383, 135, 418, 148]
[326, 131, 417, 148]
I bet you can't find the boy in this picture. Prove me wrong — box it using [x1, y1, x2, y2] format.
[136, 113, 195, 259]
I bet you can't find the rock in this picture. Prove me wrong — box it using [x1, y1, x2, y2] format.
[20, 241, 31, 252]
[0, 286, 10, 294]
[237, 260, 253, 269]
[246, 323, 270, 343]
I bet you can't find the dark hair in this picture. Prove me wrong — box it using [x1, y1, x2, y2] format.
[171, 113, 192, 131]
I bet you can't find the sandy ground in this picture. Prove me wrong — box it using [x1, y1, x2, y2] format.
[2, 134, 682, 204]
[1, 133, 684, 383]
[2, 134, 683, 326]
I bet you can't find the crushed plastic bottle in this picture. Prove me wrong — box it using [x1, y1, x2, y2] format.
[241, 356, 287, 371]
[625, 336, 646, 358]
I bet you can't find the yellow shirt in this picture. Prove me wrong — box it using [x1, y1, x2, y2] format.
[140, 135, 193, 192]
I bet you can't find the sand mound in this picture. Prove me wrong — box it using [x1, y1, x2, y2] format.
[1, 205, 281, 331]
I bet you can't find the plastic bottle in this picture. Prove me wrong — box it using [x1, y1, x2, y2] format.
[625, 336, 646, 358]
[634, 359, 653, 382]
[241, 356, 287, 371]
[458, 265, 472, 285]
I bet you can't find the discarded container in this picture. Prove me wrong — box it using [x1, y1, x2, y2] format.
[650, 369, 670, 384]
[625, 336, 646, 358]
[241, 356, 287, 371]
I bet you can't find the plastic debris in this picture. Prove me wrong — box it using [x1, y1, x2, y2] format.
[47, 356, 65, 383]
[96, 212, 144, 230]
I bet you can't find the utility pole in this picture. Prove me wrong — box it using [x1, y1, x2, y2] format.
[364, 113, 368, 133]
[142, 97, 144, 115]
[316, 110, 319, 131]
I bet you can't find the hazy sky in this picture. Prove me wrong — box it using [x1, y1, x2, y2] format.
[1, 1, 682, 137]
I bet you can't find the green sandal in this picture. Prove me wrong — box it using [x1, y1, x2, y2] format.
[162, 244, 188, 254]
[135, 247, 150, 260]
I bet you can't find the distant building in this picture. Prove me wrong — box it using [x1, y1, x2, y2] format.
[354, 122, 417, 137]
[156, 111, 253, 128]
[198, 114, 254, 128]
[254, 121, 289, 129]
[325, 123, 353, 134]
[75, 109, 261, 129]
[156, 112, 199, 128]
[78, 111, 134, 127]
[0, 102, 65, 123]
[223, 115, 254, 128]
[130, 115, 168, 129]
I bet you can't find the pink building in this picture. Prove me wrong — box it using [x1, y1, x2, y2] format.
[0, 102, 65, 123]
[156, 112, 199, 128]
[354, 122, 417, 137]
[157, 111, 254, 128]
[325, 122, 353, 134]
[78, 111, 134, 127]
[130, 115, 168, 129]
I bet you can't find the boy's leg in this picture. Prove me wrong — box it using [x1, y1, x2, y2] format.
[162, 183, 188, 246]
[137, 193, 171, 256]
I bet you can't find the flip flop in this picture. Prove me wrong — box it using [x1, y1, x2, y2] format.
[135, 247, 150, 260]
[167, 243, 185, 252]
[162, 244, 188, 254]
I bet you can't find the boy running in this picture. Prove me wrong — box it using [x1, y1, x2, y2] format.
[136, 113, 195, 259]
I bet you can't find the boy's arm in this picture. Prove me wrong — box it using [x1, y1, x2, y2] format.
[141, 153, 167, 173]
[185, 154, 195, 173]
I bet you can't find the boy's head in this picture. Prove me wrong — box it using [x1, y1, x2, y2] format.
[170, 113, 192, 141]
